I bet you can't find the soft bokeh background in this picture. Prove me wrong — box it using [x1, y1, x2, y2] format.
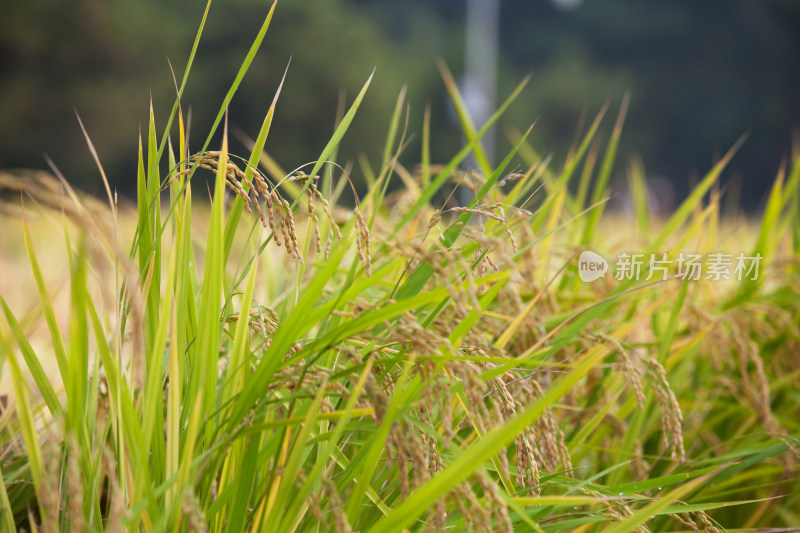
[1, 0, 799, 208]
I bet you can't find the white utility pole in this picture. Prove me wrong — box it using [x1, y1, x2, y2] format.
[463, 0, 500, 202]
[459, 0, 500, 205]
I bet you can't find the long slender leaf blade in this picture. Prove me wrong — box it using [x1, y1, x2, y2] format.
[1, 297, 61, 417]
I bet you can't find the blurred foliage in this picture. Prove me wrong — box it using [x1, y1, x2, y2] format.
[1, 0, 798, 205]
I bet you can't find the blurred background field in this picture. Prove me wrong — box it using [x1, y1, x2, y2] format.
[2, 0, 799, 207]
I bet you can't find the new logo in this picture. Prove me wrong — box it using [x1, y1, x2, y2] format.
[578, 250, 608, 282]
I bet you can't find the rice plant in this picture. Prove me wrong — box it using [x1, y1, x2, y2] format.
[1, 1, 799, 531]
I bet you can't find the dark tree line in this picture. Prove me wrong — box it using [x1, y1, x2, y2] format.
[1, 0, 798, 206]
